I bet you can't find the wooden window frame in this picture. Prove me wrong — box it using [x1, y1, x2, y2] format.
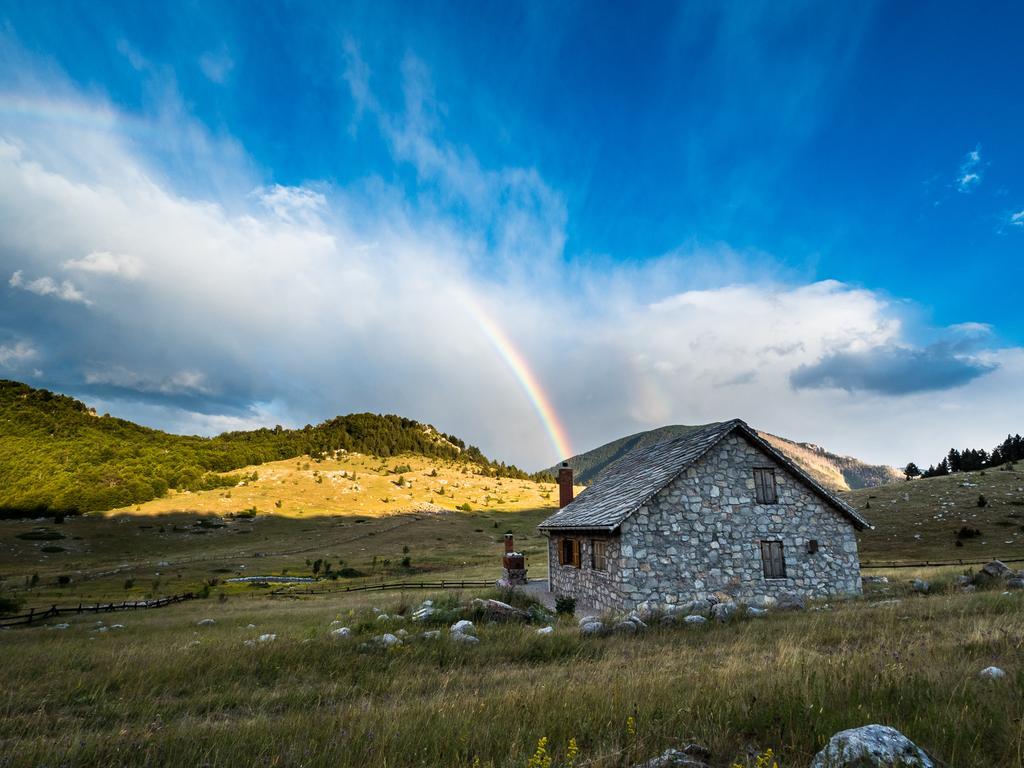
[760, 540, 787, 580]
[591, 539, 608, 572]
[559, 537, 581, 568]
[753, 467, 778, 504]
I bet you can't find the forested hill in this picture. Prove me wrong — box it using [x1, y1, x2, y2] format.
[0, 379, 539, 517]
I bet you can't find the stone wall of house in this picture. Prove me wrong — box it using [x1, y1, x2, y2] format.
[614, 432, 863, 610]
[547, 533, 625, 612]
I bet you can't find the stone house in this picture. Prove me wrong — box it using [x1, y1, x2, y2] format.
[537, 419, 871, 612]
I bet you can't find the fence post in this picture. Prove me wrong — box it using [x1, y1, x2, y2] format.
[27, 608, 34, 625]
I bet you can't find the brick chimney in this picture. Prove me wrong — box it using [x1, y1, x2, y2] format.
[504, 533, 515, 553]
[557, 462, 574, 508]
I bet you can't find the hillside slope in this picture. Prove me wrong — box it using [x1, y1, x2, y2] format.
[0, 380, 542, 516]
[553, 423, 900, 491]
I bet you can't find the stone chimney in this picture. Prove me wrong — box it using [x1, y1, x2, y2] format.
[499, 533, 527, 586]
[557, 462, 574, 508]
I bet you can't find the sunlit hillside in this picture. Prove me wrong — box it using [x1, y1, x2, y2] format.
[107, 451, 570, 519]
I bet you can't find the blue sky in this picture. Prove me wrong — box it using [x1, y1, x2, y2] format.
[1, 1, 1022, 468]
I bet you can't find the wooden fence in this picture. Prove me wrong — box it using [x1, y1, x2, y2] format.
[0, 592, 195, 628]
[270, 579, 495, 597]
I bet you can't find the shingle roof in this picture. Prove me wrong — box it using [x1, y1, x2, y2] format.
[537, 419, 871, 532]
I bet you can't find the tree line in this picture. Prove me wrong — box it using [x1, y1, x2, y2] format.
[903, 433, 1024, 479]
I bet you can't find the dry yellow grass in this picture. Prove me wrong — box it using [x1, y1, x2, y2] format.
[106, 452, 579, 519]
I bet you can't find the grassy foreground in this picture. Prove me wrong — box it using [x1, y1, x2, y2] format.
[1, 581, 1022, 767]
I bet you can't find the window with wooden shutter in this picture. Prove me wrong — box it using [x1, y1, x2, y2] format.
[560, 538, 581, 568]
[591, 539, 607, 571]
[753, 468, 778, 504]
[760, 540, 787, 579]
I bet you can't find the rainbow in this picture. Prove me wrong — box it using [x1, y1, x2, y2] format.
[461, 293, 573, 462]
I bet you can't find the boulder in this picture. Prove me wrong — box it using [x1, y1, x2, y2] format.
[683, 615, 708, 626]
[980, 560, 1012, 580]
[711, 602, 737, 622]
[376, 633, 400, 647]
[197, 618, 216, 627]
[536, 625, 554, 636]
[775, 594, 806, 611]
[912, 579, 930, 595]
[411, 606, 435, 622]
[810, 724, 933, 768]
[979, 666, 1006, 680]
[748, 594, 778, 609]
[450, 619, 476, 636]
[578, 615, 602, 627]
[329, 627, 352, 639]
[1006, 577, 1024, 590]
[451, 632, 479, 645]
[746, 607, 768, 618]
[630, 744, 711, 768]
[471, 598, 528, 621]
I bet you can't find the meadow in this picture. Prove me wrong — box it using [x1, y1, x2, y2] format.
[2, 457, 1024, 766]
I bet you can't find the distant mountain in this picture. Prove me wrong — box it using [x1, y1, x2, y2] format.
[0, 379, 540, 517]
[550, 423, 901, 491]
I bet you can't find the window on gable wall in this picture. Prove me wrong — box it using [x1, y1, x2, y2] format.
[559, 537, 580, 568]
[761, 540, 787, 579]
[591, 539, 607, 571]
[753, 467, 778, 504]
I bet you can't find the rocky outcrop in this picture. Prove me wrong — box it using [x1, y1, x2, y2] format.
[810, 725, 933, 768]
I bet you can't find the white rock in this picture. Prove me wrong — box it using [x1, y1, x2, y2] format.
[746, 607, 768, 617]
[50, 623, 70, 630]
[376, 614, 390, 622]
[536, 625, 554, 636]
[96, 626, 109, 633]
[110, 624, 125, 630]
[396, 629, 409, 638]
[684, 615, 708, 625]
[420, 599, 433, 608]
[451, 632, 479, 644]
[810, 724, 933, 768]
[246, 623, 256, 629]
[412, 607, 434, 621]
[450, 619, 476, 636]
[329, 619, 341, 626]
[979, 666, 1006, 680]
[329, 627, 352, 639]
[243, 639, 255, 647]
[580, 621, 605, 636]
[198, 618, 216, 627]
[421, 630, 441, 640]
[257, 633, 276, 643]
[378, 633, 400, 647]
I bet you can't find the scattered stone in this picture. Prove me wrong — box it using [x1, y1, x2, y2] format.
[577, 615, 601, 627]
[471, 597, 529, 621]
[748, 594, 778, 609]
[1006, 577, 1024, 590]
[536, 625, 554, 636]
[110, 624, 125, 630]
[376, 633, 400, 647]
[979, 666, 1006, 680]
[376, 614, 390, 622]
[775, 594, 806, 611]
[396, 628, 409, 638]
[862, 576, 889, 585]
[421, 599, 433, 608]
[329, 627, 352, 639]
[912, 579, 930, 594]
[980, 560, 1013, 580]
[257, 633, 276, 643]
[810, 724, 933, 768]
[683, 615, 708, 626]
[711, 602, 737, 622]
[746, 607, 768, 617]
[630, 743, 711, 768]
[50, 623, 70, 630]
[450, 619, 476, 636]
[197, 618, 216, 627]
[613, 620, 638, 634]
[96, 626, 109, 633]
[580, 620, 605, 636]
[411, 606, 435, 622]
[185, 640, 201, 648]
[245, 623, 256, 629]
[451, 632, 480, 645]
[329, 619, 341, 626]
[420, 630, 441, 640]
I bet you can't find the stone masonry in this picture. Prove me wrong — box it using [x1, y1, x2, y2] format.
[547, 432, 862, 611]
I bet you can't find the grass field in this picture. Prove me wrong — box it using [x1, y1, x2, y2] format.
[3, 457, 1024, 766]
[1, 579, 1022, 767]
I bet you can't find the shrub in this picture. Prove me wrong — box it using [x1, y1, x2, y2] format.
[978, 494, 988, 508]
[456, 502, 472, 512]
[555, 595, 576, 615]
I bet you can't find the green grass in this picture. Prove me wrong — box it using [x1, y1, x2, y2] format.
[0, 585, 1021, 767]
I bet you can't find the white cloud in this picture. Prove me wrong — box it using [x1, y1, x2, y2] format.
[957, 145, 983, 192]
[63, 251, 143, 279]
[9, 270, 91, 305]
[84, 367, 213, 395]
[1009, 209, 1024, 227]
[199, 49, 234, 84]
[0, 340, 37, 367]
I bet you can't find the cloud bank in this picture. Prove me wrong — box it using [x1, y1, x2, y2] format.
[0, 45, 1020, 470]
